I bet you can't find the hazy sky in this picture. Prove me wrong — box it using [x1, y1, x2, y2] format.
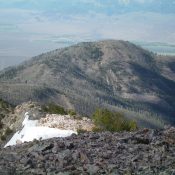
[0, 0, 175, 69]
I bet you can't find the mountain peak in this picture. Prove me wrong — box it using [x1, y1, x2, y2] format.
[0, 40, 174, 127]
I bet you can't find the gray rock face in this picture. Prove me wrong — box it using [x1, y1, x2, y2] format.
[0, 127, 175, 175]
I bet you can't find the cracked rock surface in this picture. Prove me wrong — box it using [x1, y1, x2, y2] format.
[0, 127, 175, 175]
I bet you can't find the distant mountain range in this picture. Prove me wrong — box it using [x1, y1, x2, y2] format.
[0, 40, 175, 127]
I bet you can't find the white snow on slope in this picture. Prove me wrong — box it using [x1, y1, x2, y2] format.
[5, 112, 77, 147]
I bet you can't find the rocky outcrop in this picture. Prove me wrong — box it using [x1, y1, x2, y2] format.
[1, 101, 44, 134]
[0, 127, 175, 175]
[38, 114, 94, 132]
[0, 101, 45, 147]
[0, 99, 14, 145]
[2, 102, 95, 147]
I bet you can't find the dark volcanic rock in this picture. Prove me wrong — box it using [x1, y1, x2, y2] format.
[0, 127, 175, 175]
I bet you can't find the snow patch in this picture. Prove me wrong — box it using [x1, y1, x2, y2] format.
[22, 112, 38, 127]
[4, 112, 77, 148]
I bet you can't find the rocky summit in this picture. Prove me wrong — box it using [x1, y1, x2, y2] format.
[0, 127, 175, 175]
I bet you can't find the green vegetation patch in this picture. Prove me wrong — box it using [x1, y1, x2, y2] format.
[42, 103, 68, 115]
[5, 127, 13, 135]
[0, 99, 9, 110]
[68, 109, 76, 116]
[92, 108, 137, 132]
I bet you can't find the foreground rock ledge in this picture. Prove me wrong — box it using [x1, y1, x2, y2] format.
[0, 127, 175, 175]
